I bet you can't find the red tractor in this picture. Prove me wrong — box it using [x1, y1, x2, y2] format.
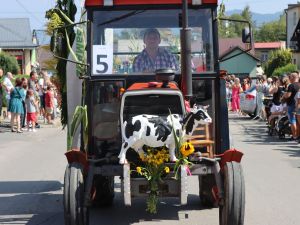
[57, 0, 252, 224]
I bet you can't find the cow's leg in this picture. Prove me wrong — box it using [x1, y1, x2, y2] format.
[119, 141, 130, 164]
[169, 143, 177, 162]
[136, 144, 145, 161]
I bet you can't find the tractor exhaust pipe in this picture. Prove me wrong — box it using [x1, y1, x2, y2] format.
[180, 0, 192, 97]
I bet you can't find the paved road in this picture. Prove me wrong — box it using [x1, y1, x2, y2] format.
[0, 115, 300, 225]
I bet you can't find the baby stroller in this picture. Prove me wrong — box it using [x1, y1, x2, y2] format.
[268, 116, 278, 136]
[263, 96, 273, 120]
[275, 113, 292, 139]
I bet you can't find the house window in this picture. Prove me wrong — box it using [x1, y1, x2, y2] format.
[261, 52, 268, 62]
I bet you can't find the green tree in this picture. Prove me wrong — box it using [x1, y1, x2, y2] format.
[255, 13, 286, 42]
[272, 63, 297, 76]
[218, 5, 254, 38]
[265, 49, 292, 76]
[241, 5, 252, 23]
[0, 52, 19, 74]
[45, 0, 77, 126]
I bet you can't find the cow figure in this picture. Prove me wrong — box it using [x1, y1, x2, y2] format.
[118, 105, 212, 164]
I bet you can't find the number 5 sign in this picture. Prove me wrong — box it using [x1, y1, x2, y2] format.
[93, 45, 113, 75]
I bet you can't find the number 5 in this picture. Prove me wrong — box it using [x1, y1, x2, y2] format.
[96, 55, 108, 73]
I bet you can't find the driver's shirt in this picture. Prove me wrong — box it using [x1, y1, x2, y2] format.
[133, 48, 178, 73]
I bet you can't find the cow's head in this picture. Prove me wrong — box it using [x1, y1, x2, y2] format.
[190, 104, 212, 124]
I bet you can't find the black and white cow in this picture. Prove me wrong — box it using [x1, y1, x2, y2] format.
[118, 105, 212, 164]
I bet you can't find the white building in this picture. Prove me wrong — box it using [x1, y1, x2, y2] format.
[286, 3, 300, 68]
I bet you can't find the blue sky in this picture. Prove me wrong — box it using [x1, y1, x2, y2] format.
[0, 0, 296, 30]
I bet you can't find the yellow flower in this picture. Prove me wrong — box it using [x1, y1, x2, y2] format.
[180, 142, 195, 157]
[136, 167, 142, 175]
[164, 167, 170, 173]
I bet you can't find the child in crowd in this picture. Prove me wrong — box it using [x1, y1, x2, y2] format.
[25, 89, 38, 132]
[45, 85, 54, 124]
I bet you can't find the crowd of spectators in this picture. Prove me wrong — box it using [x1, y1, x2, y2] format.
[0, 68, 58, 133]
[225, 74, 252, 115]
[226, 71, 300, 142]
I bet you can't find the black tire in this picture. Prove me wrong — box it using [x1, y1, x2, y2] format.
[278, 132, 285, 139]
[219, 162, 245, 225]
[199, 174, 216, 208]
[63, 165, 71, 225]
[92, 175, 114, 207]
[247, 113, 255, 118]
[247, 107, 257, 118]
[69, 163, 89, 225]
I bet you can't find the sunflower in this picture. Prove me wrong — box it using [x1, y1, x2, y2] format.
[164, 167, 170, 173]
[180, 142, 195, 157]
[136, 166, 142, 175]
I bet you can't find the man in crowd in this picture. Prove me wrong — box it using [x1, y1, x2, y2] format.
[133, 28, 178, 73]
[28, 71, 41, 128]
[0, 68, 3, 121]
[282, 72, 300, 141]
[2, 72, 14, 119]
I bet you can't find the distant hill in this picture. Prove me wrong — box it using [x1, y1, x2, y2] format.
[226, 10, 283, 26]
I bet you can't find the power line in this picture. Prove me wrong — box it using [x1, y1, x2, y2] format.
[15, 0, 44, 26]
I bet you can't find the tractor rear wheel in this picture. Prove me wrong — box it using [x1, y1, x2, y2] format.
[219, 162, 245, 225]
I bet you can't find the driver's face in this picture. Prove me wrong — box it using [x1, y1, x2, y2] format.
[144, 33, 160, 49]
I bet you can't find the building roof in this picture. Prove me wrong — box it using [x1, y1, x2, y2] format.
[286, 4, 300, 11]
[254, 42, 284, 49]
[219, 46, 260, 62]
[0, 18, 37, 49]
[219, 38, 254, 56]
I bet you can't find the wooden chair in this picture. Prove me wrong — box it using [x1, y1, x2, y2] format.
[189, 124, 214, 158]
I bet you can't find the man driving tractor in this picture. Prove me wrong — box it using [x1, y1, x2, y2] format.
[133, 28, 179, 73]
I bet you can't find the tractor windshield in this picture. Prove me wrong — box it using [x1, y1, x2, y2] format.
[92, 8, 214, 75]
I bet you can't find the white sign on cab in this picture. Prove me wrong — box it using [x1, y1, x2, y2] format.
[93, 45, 113, 75]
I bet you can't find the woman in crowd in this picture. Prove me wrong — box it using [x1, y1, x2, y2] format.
[267, 76, 286, 124]
[231, 77, 243, 114]
[226, 81, 232, 111]
[8, 78, 25, 133]
[20, 78, 28, 129]
[242, 77, 251, 91]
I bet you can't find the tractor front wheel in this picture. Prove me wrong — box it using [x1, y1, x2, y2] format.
[64, 163, 89, 225]
[219, 162, 245, 225]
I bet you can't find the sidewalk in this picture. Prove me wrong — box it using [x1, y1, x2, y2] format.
[0, 115, 61, 133]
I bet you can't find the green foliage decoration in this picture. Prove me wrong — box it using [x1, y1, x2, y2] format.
[67, 105, 88, 151]
[45, 0, 77, 127]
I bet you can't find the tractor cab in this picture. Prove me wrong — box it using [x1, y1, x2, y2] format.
[87, 0, 221, 160]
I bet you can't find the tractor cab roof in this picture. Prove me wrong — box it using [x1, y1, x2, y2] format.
[85, 0, 217, 7]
